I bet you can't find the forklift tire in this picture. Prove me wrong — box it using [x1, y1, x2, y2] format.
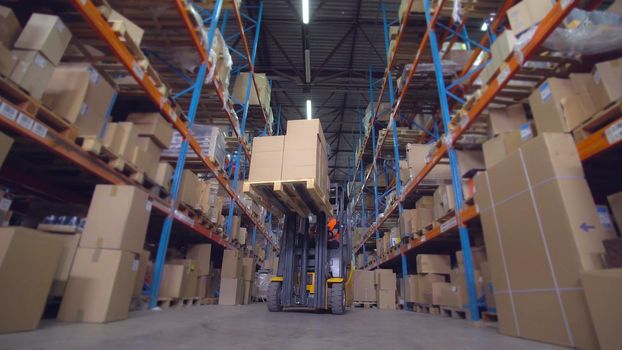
[267, 282, 283, 312]
[329, 283, 345, 315]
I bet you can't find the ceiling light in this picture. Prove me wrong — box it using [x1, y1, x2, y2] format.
[306, 100, 312, 120]
[302, 0, 309, 24]
[480, 21, 488, 31]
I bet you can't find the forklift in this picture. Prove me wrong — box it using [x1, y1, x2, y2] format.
[267, 184, 350, 314]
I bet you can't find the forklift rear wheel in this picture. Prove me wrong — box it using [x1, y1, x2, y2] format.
[267, 282, 283, 312]
[329, 283, 345, 315]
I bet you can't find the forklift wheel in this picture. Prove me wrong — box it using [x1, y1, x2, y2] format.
[329, 283, 345, 315]
[267, 282, 283, 312]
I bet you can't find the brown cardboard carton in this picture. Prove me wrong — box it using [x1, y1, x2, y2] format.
[248, 136, 284, 182]
[132, 249, 150, 297]
[0, 227, 64, 333]
[377, 270, 397, 291]
[475, 133, 614, 348]
[102, 122, 138, 160]
[0, 6, 20, 47]
[9, 50, 54, 99]
[241, 257, 255, 281]
[609, 0, 622, 14]
[187, 244, 212, 276]
[165, 259, 199, 298]
[456, 246, 487, 271]
[416, 254, 451, 274]
[353, 270, 376, 302]
[456, 150, 485, 178]
[406, 143, 451, 182]
[491, 30, 517, 70]
[580, 269, 622, 350]
[507, 1, 532, 34]
[415, 196, 434, 209]
[97, 7, 143, 47]
[159, 264, 184, 298]
[179, 169, 200, 208]
[405, 275, 418, 303]
[413, 207, 434, 231]
[529, 78, 592, 133]
[377, 289, 396, 310]
[80, 185, 150, 254]
[231, 72, 270, 106]
[49, 233, 82, 297]
[238, 227, 248, 245]
[569, 73, 598, 121]
[196, 275, 209, 299]
[487, 104, 527, 138]
[588, 58, 622, 111]
[42, 66, 90, 125]
[242, 280, 252, 305]
[0, 130, 13, 168]
[418, 274, 446, 304]
[480, 261, 496, 310]
[127, 113, 174, 149]
[221, 249, 242, 279]
[482, 126, 535, 169]
[449, 270, 484, 308]
[14, 14, 71, 65]
[0, 43, 17, 77]
[155, 162, 173, 191]
[433, 184, 455, 220]
[219, 278, 242, 305]
[607, 191, 622, 232]
[131, 137, 160, 180]
[429, 282, 450, 305]
[58, 248, 138, 323]
[440, 283, 462, 308]
[373, 269, 392, 285]
[398, 0, 425, 21]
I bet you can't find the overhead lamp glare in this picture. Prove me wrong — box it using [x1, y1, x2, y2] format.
[302, 0, 310, 24]
[306, 100, 312, 120]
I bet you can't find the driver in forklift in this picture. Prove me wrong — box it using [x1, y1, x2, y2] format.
[327, 218, 340, 249]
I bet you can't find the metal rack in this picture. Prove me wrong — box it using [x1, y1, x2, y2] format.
[349, 0, 597, 321]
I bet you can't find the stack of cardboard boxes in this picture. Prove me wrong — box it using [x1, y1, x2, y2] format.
[482, 104, 533, 169]
[473, 133, 616, 348]
[399, 196, 435, 238]
[163, 124, 226, 167]
[187, 244, 212, 302]
[219, 249, 244, 305]
[352, 270, 376, 304]
[375, 269, 397, 309]
[58, 185, 151, 323]
[241, 257, 256, 304]
[438, 248, 486, 310]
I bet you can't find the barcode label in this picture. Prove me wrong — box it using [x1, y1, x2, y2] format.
[80, 103, 89, 116]
[605, 119, 622, 145]
[174, 210, 195, 226]
[31, 122, 48, 138]
[440, 216, 457, 233]
[55, 21, 65, 33]
[420, 235, 427, 242]
[460, 114, 469, 129]
[16, 113, 34, 130]
[87, 66, 100, 84]
[145, 201, 152, 212]
[34, 54, 47, 68]
[132, 61, 145, 80]
[0, 198, 11, 211]
[0, 103, 18, 120]
[497, 65, 510, 85]
[539, 81, 552, 102]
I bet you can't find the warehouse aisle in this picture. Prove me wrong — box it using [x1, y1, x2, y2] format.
[0, 304, 564, 350]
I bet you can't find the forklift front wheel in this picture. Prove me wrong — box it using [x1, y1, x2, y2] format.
[329, 283, 345, 315]
[267, 282, 283, 312]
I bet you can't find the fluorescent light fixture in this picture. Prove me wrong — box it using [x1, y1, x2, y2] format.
[306, 100, 312, 120]
[302, 0, 309, 24]
[480, 21, 488, 31]
[304, 49, 311, 83]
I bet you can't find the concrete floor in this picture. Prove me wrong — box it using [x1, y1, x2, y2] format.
[0, 303, 565, 350]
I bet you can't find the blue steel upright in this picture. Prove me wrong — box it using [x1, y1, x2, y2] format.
[358, 109, 368, 267]
[424, 0, 479, 321]
[368, 66, 380, 242]
[226, 2, 264, 239]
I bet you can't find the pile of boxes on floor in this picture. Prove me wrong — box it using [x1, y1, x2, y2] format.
[219, 249, 256, 305]
[160, 243, 217, 305]
[352, 269, 398, 310]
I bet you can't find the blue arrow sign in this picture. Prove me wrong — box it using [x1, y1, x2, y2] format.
[580, 222, 596, 232]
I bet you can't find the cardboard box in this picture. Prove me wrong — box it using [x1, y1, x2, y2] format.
[413, 208, 434, 231]
[127, 113, 174, 149]
[178, 169, 200, 208]
[429, 282, 450, 305]
[416, 196, 434, 209]
[131, 137, 160, 180]
[221, 249, 242, 279]
[242, 280, 252, 305]
[480, 261, 496, 311]
[0, 130, 13, 168]
[474, 133, 614, 348]
[49, 233, 82, 297]
[219, 278, 243, 305]
[155, 162, 173, 191]
[416, 254, 451, 274]
[98, 7, 144, 47]
[569, 73, 598, 122]
[14, 14, 71, 66]
[241, 257, 255, 281]
[507, 0, 554, 34]
[398, 0, 424, 22]
[376, 270, 397, 291]
[433, 184, 455, 221]
[417, 274, 446, 304]
[9, 50, 54, 99]
[231, 72, 270, 106]
[0, 6, 20, 47]
[488, 105, 528, 138]
[406, 144, 451, 183]
[282, 119, 329, 197]
[81, 185, 150, 254]
[456, 246, 487, 271]
[248, 135, 284, 182]
[607, 191, 622, 232]
[230, 215, 241, 241]
[187, 244, 211, 276]
[529, 78, 593, 133]
[439, 283, 462, 308]
[449, 270, 484, 308]
[58, 248, 138, 323]
[132, 249, 150, 297]
[0, 227, 64, 333]
[482, 125, 535, 169]
[580, 269, 622, 350]
[42, 66, 90, 125]
[456, 150, 485, 178]
[491, 30, 517, 70]
[405, 275, 418, 303]
[609, 0, 622, 14]
[353, 270, 376, 302]
[588, 58, 622, 111]
[163, 259, 199, 298]
[377, 289, 396, 309]
[237, 227, 247, 245]
[0, 43, 17, 77]
[102, 122, 138, 160]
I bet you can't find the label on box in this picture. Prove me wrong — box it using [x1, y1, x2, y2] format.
[605, 119, 622, 145]
[519, 123, 533, 140]
[440, 216, 457, 233]
[596, 205, 614, 231]
[16, 113, 34, 130]
[0, 103, 18, 121]
[593, 69, 601, 84]
[496, 65, 510, 85]
[146, 200, 152, 212]
[539, 81, 552, 102]
[132, 61, 145, 81]
[561, 0, 572, 9]
[31, 122, 48, 138]
[174, 210, 195, 226]
[34, 54, 47, 68]
[80, 103, 89, 116]
[55, 21, 65, 33]
[87, 66, 100, 84]
[132, 258, 140, 271]
[420, 235, 427, 242]
[0, 197, 12, 212]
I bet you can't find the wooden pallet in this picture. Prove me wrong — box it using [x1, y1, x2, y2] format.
[79, 136, 125, 171]
[440, 306, 468, 319]
[243, 178, 332, 217]
[200, 297, 219, 305]
[353, 301, 377, 309]
[436, 209, 456, 224]
[413, 303, 440, 315]
[158, 297, 200, 308]
[573, 98, 622, 142]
